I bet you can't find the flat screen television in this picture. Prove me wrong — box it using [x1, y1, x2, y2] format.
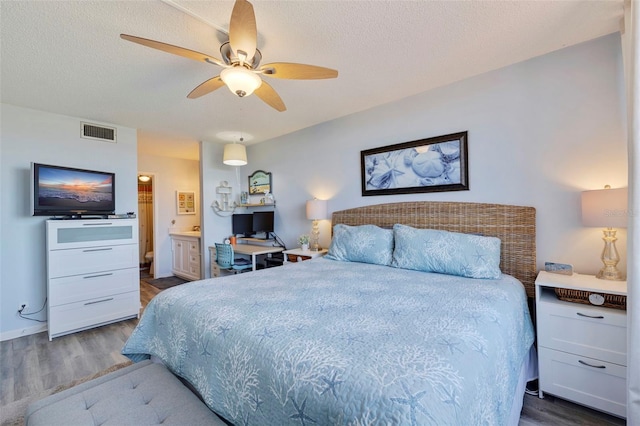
[252, 211, 274, 236]
[232, 213, 253, 237]
[31, 162, 116, 217]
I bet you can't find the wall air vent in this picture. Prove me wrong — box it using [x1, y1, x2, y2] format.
[81, 122, 117, 143]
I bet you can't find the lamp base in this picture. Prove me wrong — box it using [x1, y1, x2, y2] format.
[595, 228, 624, 281]
[596, 266, 624, 281]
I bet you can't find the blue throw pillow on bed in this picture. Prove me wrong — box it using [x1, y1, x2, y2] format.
[391, 224, 502, 279]
[326, 224, 394, 266]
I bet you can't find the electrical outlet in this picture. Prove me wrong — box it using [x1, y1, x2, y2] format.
[18, 303, 27, 313]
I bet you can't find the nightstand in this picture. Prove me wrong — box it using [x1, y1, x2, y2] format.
[535, 271, 627, 418]
[282, 248, 327, 263]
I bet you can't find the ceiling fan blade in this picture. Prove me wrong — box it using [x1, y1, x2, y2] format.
[254, 81, 286, 112]
[120, 34, 225, 67]
[229, 0, 257, 62]
[187, 76, 225, 99]
[260, 62, 338, 80]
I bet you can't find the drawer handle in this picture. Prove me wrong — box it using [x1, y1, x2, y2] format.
[576, 312, 604, 319]
[83, 222, 113, 226]
[83, 273, 113, 279]
[84, 298, 114, 306]
[578, 359, 606, 369]
[82, 248, 113, 253]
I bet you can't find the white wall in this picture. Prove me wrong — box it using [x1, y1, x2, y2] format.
[240, 34, 628, 276]
[0, 104, 138, 339]
[200, 141, 247, 278]
[137, 153, 201, 278]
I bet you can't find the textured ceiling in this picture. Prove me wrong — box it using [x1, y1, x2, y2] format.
[1, 0, 624, 160]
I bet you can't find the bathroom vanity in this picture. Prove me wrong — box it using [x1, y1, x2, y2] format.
[170, 231, 201, 281]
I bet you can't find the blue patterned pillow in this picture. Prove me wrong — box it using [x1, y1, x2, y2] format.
[326, 224, 394, 266]
[391, 224, 502, 279]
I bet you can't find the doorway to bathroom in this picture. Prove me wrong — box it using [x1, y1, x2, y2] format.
[138, 173, 155, 278]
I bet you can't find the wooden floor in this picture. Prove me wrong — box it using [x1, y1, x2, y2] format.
[0, 275, 626, 425]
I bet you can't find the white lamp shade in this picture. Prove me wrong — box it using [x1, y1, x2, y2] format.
[220, 66, 262, 97]
[223, 143, 247, 166]
[581, 187, 628, 228]
[306, 199, 328, 220]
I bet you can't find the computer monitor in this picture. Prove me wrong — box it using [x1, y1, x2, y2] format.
[252, 211, 274, 236]
[232, 214, 253, 237]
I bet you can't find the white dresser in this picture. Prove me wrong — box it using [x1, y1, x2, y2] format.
[170, 232, 201, 281]
[46, 219, 140, 340]
[535, 271, 627, 418]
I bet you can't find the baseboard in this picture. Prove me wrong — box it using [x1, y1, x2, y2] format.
[0, 323, 48, 342]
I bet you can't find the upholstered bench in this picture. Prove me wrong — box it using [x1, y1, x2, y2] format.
[26, 360, 226, 425]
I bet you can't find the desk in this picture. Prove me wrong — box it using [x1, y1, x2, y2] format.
[232, 244, 284, 271]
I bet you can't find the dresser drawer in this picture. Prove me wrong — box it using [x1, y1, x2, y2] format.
[48, 291, 140, 339]
[47, 220, 137, 250]
[537, 293, 626, 365]
[48, 267, 138, 306]
[188, 240, 200, 255]
[48, 244, 137, 278]
[539, 347, 626, 418]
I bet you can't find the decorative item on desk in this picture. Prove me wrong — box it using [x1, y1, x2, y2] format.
[306, 198, 328, 251]
[298, 234, 310, 251]
[581, 185, 628, 281]
[240, 191, 248, 204]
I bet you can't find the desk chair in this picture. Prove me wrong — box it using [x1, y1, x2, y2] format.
[215, 243, 252, 274]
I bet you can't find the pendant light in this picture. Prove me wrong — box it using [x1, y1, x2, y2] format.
[223, 137, 247, 166]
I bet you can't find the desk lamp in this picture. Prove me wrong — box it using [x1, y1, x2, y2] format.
[581, 186, 628, 280]
[306, 198, 328, 251]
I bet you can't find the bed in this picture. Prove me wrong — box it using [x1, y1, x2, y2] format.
[123, 201, 537, 425]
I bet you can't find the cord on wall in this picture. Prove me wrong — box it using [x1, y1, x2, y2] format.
[18, 298, 47, 322]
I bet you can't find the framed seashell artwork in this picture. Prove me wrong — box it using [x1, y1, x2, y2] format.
[360, 131, 469, 196]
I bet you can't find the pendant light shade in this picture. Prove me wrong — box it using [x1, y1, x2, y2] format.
[223, 143, 247, 166]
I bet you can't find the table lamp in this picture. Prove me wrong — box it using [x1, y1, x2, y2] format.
[581, 186, 628, 280]
[306, 198, 328, 251]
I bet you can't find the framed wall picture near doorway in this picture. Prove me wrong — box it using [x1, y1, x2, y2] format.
[176, 190, 196, 215]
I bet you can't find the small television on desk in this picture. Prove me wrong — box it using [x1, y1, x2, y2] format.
[252, 211, 274, 238]
[232, 213, 253, 237]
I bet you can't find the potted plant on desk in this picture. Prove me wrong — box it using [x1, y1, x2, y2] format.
[298, 234, 310, 251]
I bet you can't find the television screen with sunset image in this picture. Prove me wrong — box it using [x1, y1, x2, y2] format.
[31, 163, 115, 216]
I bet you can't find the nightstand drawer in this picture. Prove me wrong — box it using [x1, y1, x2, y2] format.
[537, 291, 626, 365]
[287, 254, 311, 262]
[539, 347, 626, 418]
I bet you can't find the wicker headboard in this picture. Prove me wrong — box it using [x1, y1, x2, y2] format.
[332, 201, 537, 298]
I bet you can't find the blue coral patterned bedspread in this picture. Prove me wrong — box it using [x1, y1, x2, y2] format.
[123, 257, 534, 425]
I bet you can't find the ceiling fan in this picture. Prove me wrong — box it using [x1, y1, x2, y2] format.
[121, 0, 338, 112]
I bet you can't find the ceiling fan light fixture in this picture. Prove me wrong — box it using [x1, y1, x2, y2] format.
[220, 66, 262, 97]
[223, 142, 248, 166]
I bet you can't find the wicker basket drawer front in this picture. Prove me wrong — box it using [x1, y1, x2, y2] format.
[538, 347, 626, 418]
[538, 296, 626, 366]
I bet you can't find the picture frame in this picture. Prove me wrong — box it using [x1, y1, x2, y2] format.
[176, 190, 196, 215]
[248, 170, 272, 195]
[361, 131, 469, 196]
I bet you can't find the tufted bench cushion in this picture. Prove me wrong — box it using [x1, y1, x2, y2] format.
[25, 360, 226, 425]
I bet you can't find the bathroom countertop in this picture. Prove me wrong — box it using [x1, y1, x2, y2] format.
[169, 231, 201, 238]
